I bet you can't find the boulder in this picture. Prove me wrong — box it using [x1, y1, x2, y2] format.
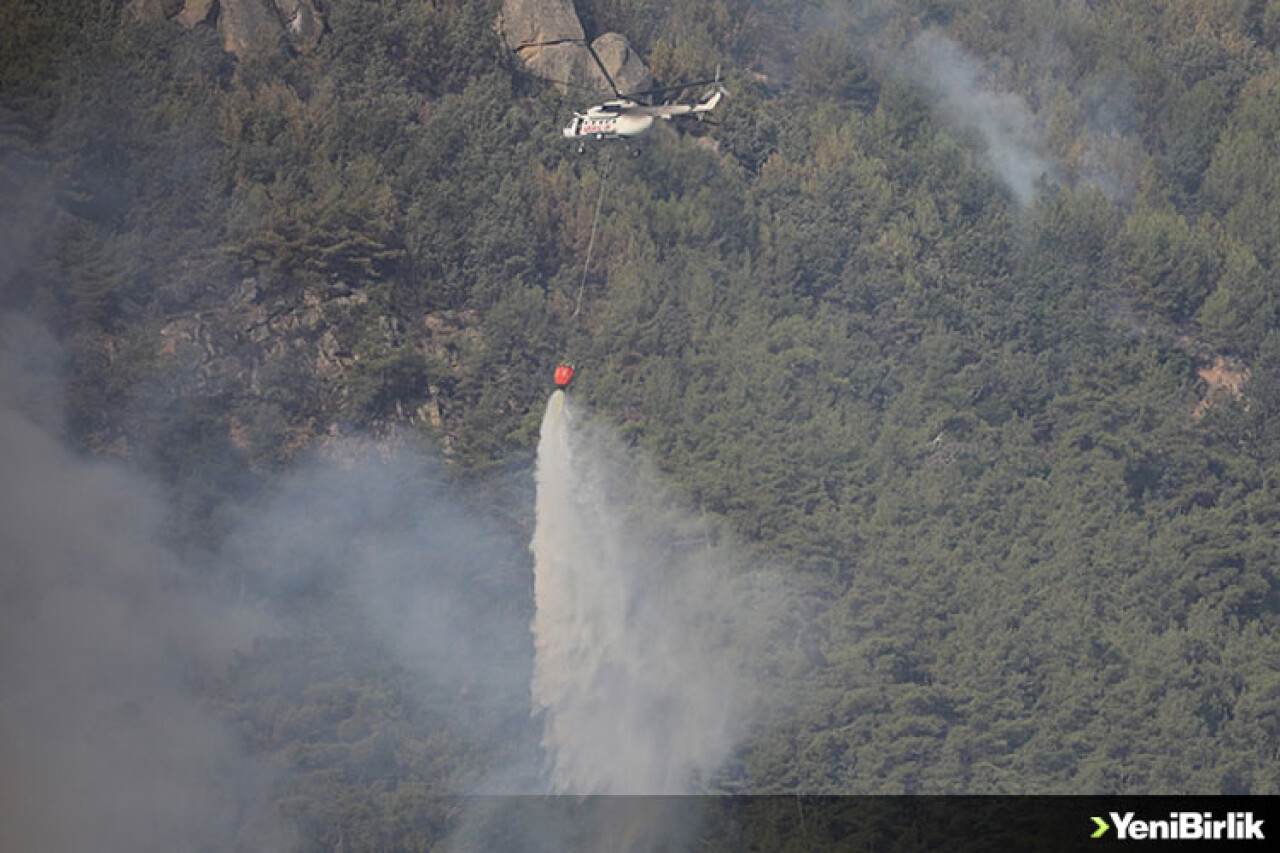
[591, 32, 654, 96]
[522, 42, 607, 94]
[218, 0, 282, 56]
[125, 0, 184, 21]
[521, 32, 654, 98]
[497, 0, 655, 98]
[176, 0, 216, 28]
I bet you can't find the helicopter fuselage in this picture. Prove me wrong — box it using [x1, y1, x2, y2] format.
[563, 103, 654, 140]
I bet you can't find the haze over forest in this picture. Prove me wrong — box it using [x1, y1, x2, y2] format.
[1, 1, 1278, 850]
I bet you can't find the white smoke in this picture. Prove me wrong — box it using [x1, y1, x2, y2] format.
[0, 313, 540, 850]
[907, 29, 1054, 206]
[1075, 68, 1144, 204]
[0, 314, 286, 853]
[223, 437, 538, 746]
[530, 390, 746, 794]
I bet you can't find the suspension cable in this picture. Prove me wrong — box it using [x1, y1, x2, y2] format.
[573, 154, 612, 318]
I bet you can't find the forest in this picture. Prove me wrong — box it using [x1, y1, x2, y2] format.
[1, 0, 1277, 850]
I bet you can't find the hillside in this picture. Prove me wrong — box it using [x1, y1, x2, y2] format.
[1, 0, 1278, 849]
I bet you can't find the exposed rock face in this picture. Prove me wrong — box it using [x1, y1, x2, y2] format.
[499, 0, 654, 97]
[522, 42, 607, 92]
[126, 0, 185, 20]
[218, 0, 282, 56]
[272, 0, 324, 51]
[591, 32, 654, 96]
[156, 278, 477, 460]
[127, 0, 325, 55]
[498, 0, 585, 50]
[176, 0, 216, 28]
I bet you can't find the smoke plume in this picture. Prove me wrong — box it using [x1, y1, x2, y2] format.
[0, 313, 286, 853]
[223, 437, 538, 751]
[0, 313, 544, 849]
[906, 29, 1054, 206]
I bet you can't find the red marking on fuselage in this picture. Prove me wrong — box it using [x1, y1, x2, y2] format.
[581, 119, 616, 136]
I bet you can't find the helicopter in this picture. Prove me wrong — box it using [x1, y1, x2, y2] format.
[514, 37, 726, 150]
[561, 86, 723, 146]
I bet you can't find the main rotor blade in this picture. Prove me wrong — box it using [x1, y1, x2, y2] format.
[583, 39, 622, 99]
[624, 78, 721, 100]
[511, 39, 724, 104]
[512, 37, 583, 50]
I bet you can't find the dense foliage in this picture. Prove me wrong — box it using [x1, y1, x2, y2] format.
[2, 0, 1277, 847]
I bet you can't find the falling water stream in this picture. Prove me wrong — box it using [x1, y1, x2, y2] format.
[529, 390, 740, 795]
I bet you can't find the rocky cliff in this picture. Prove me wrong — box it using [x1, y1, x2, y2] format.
[127, 0, 323, 55]
[498, 0, 585, 48]
[499, 0, 653, 96]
